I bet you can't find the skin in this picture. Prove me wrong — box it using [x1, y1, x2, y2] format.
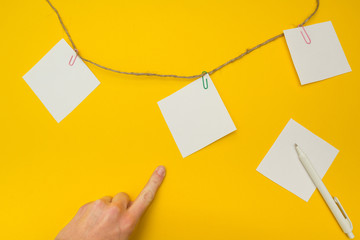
[55, 166, 166, 240]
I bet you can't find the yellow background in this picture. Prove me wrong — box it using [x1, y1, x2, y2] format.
[0, 0, 359, 239]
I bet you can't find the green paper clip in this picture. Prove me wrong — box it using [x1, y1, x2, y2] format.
[202, 71, 208, 90]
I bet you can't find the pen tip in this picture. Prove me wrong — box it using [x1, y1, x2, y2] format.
[295, 143, 298, 148]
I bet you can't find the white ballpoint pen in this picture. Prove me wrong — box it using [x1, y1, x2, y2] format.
[295, 144, 354, 239]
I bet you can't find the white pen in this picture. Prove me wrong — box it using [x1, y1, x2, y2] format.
[295, 144, 354, 239]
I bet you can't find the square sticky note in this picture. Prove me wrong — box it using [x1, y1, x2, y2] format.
[284, 21, 351, 85]
[23, 39, 100, 122]
[256, 119, 339, 201]
[158, 74, 236, 158]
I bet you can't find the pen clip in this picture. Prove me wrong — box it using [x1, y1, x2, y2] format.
[334, 197, 353, 230]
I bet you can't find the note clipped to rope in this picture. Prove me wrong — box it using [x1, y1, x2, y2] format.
[284, 21, 351, 85]
[256, 119, 339, 201]
[158, 74, 236, 158]
[23, 39, 100, 122]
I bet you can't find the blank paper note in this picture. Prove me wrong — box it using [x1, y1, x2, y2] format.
[256, 119, 339, 202]
[158, 74, 236, 158]
[23, 39, 100, 122]
[284, 21, 351, 85]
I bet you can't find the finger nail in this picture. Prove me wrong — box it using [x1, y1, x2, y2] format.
[156, 166, 166, 177]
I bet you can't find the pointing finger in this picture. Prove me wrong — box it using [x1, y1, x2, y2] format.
[128, 166, 166, 220]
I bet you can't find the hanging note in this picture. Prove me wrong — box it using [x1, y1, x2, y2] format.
[284, 21, 351, 85]
[158, 74, 236, 158]
[256, 119, 339, 201]
[23, 39, 100, 122]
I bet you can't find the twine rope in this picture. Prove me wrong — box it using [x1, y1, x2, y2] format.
[45, 0, 319, 79]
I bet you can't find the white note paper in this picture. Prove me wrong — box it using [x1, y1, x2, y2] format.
[158, 75, 236, 158]
[23, 39, 100, 122]
[284, 21, 351, 85]
[256, 119, 339, 201]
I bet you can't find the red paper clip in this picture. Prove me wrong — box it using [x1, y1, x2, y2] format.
[299, 25, 311, 44]
[69, 49, 78, 66]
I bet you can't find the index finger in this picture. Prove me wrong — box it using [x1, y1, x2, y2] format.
[128, 166, 166, 220]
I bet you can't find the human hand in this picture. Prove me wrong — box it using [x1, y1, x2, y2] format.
[55, 166, 166, 240]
